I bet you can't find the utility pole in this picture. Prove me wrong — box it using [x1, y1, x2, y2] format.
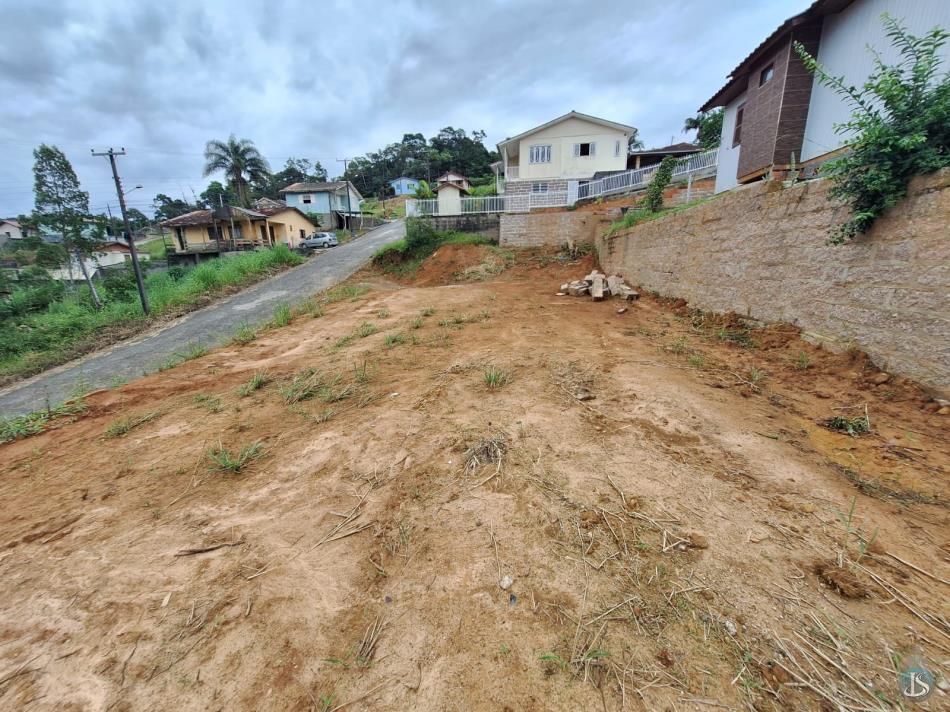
[92, 148, 150, 315]
[336, 158, 355, 239]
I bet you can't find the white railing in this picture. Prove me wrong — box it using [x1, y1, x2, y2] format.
[577, 148, 719, 201]
[405, 149, 719, 217]
[461, 195, 506, 213]
[506, 165, 519, 179]
[406, 198, 438, 216]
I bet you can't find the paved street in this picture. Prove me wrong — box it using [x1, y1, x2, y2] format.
[0, 220, 405, 417]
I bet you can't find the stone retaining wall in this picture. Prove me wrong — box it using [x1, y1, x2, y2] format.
[596, 171, 950, 394]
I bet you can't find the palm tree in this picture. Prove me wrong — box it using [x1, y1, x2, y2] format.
[627, 128, 645, 151]
[203, 135, 271, 207]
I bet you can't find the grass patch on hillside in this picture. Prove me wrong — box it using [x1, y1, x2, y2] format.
[0, 245, 303, 386]
[373, 219, 494, 277]
[605, 195, 719, 237]
[141, 239, 168, 260]
[0, 399, 88, 444]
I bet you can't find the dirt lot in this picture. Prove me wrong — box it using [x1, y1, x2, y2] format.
[1, 245, 947, 711]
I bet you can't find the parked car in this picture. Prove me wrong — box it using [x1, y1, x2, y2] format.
[301, 232, 338, 249]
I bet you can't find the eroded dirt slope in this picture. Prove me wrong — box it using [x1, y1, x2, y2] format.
[1, 247, 947, 711]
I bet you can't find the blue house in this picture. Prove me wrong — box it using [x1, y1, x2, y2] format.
[389, 176, 420, 196]
[280, 181, 363, 228]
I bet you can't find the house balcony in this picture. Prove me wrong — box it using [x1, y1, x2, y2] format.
[505, 165, 519, 180]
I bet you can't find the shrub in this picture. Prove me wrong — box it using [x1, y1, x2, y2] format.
[644, 155, 677, 213]
[795, 15, 950, 244]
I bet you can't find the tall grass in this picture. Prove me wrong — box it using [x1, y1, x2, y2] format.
[0, 245, 302, 382]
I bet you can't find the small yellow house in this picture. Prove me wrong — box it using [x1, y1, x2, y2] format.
[160, 205, 317, 255]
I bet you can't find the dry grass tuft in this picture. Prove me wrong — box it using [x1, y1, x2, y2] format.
[464, 432, 509, 475]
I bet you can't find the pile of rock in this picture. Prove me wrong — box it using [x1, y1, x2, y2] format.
[558, 270, 639, 302]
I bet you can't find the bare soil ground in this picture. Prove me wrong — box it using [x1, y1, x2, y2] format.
[1, 246, 947, 711]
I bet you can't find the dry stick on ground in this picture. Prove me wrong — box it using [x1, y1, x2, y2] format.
[309, 493, 373, 551]
[774, 633, 886, 712]
[174, 537, 246, 556]
[119, 635, 141, 688]
[327, 680, 389, 712]
[881, 551, 950, 586]
[489, 520, 501, 578]
[850, 561, 950, 645]
[0, 654, 43, 690]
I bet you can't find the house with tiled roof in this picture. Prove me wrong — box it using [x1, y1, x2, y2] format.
[0, 219, 24, 246]
[159, 204, 317, 259]
[626, 143, 700, 171]
[280, 181, 362, 229]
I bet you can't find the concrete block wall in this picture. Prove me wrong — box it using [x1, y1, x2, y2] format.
[417, 214, 500, 242]
[499, 211, 609, 248]
[596, 170, 950, 394]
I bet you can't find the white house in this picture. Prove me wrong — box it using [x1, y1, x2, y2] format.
[1, 219, 24, 245]
[434, 172, 471, 190]
[47, 239, 136, 282]
[434, 180, 469, 215]
[701, 0, 950, 193]
[496, 111, 635, 201]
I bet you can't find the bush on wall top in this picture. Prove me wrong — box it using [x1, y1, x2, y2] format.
[795, 14, 950, 244]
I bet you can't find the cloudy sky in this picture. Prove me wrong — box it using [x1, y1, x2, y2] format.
[0, 0, 803, 217]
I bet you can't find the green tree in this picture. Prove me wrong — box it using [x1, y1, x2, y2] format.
[125, 208, 150, 231]
[342, 129, 498, 198]
[683, 109, 723, 150]
[31, 144, 102, 307]
[252, 158, 330, 200]
[153, 194, 197, 221]
[413, 180, 434, 199]
[199, 181, 236, 208]
[627, 128, 645, 150]
[795, 15, 950, 243]
[203, 135, 272, 207]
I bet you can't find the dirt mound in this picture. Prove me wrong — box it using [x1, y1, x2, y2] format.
[411, 243, 494, 286]
[0, 250, 947, 711]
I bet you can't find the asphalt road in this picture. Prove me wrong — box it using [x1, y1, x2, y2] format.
[0, 220, 405, 418]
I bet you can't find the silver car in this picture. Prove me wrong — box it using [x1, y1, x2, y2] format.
[302, 232, 338, 248]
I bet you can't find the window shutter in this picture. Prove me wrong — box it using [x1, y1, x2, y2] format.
[573, 144, 579, 157]
[590, 143, 596, 156]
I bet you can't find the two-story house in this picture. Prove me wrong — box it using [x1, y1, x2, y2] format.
[496, 111, 636, 202]
[701, 0, 950, 193]
[280, 181, 363, 228]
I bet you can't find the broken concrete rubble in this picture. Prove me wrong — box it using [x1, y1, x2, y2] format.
[558, 269, 639, 302]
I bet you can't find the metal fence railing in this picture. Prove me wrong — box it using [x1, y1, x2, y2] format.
[405, 148, 719, 216]
[577, 148, 719, 201]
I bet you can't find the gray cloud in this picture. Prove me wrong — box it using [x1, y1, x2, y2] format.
[0, 0, 803, 216]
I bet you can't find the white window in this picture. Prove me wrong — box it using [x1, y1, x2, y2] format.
[615, 140, 621, 157]
[532, 182, 549, 193]
[529, 145, 552, 163]
[573, 142, 596, 157]
[303, 195, 312, 204]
